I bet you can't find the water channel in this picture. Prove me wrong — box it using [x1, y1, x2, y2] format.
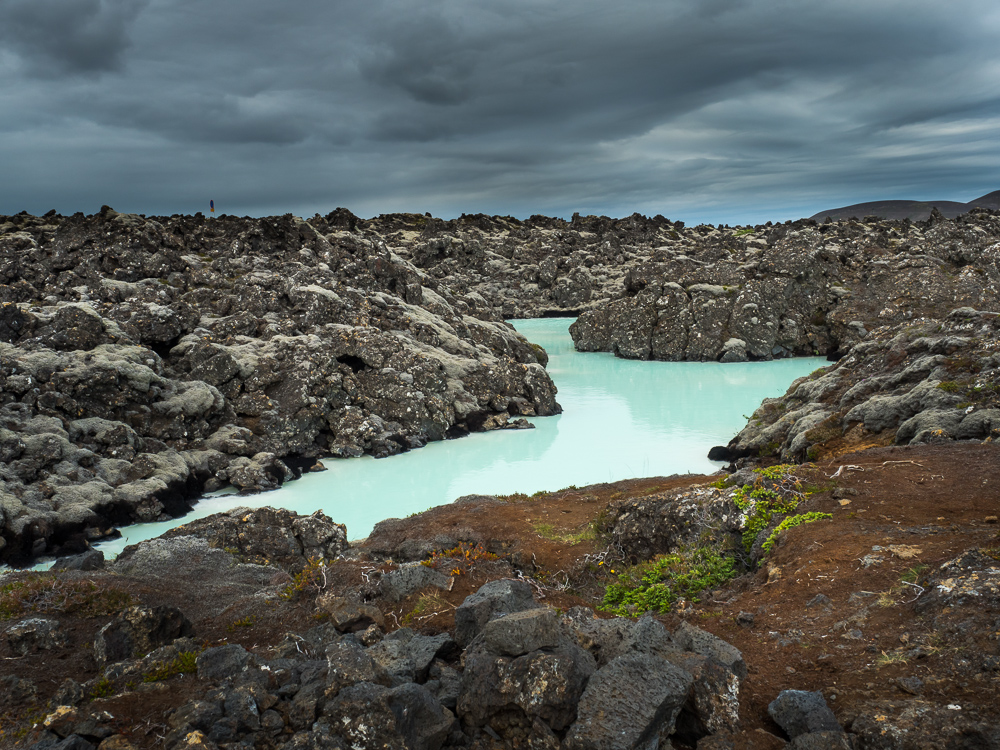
[94, 319, 824, 556]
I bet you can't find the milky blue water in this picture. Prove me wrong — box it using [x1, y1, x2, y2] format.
[94, 319, 823, 555]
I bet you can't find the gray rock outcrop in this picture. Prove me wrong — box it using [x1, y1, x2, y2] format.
[0, 209, 559, 564]
[568, 212, 1000, 363]
[722, 308, 1000, 461]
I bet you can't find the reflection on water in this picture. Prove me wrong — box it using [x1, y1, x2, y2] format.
[95, 319, 823, 554]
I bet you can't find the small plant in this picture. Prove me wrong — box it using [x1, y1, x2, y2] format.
[421, 542, 499, 574]
[901, 565, 929, 584]
[88, 677, 115, 700]
[599, 546, 737, 617]
[226, 615, 258, 632]
[731, 465, 806, 553]
[760, 513, 833, 554]
[497, 492, 531, 502]
[936, 381, 962, 393]
[875, 650, 909, 667]
[876, 590, 898, 608]
[279, 558, 330, 601]
[143, 650, 199, 683]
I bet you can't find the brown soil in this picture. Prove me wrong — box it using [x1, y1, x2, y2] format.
[2, 443, 998, 747]
[365, 442, 1000, 736]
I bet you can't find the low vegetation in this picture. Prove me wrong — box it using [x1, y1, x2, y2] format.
[143, 650, 200, 683]
[421, 542, 499, 574]
[600, 545, 737, 616]
[278, 557, 330, 601]
[0, 574, 133, 621]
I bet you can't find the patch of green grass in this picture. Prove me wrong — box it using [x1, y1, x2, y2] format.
[875, 650, 909, 668]
[401, 593, 452, 626]
[733, 228, 755, 237]
[802, 479, 838, 496]
[497, 492, 532, 502]
[599, 546, 737, 617]
[936, 381, 962, 393]
[901, 565, 929, 584]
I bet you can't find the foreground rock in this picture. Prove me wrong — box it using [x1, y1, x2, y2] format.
[0, 209, 559, 564]
[6, 509, 753, 750]
[4, 460, 1000, 750]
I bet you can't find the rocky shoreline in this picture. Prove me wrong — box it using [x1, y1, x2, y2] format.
[714, 308, 1000, 463]
[0, 208, 559, 565]
[4, 206, 999, 565]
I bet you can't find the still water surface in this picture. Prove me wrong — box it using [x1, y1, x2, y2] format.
[95, 319, 823, 555]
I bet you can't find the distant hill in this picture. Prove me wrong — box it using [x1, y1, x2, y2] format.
[809, 190, 1000, 222]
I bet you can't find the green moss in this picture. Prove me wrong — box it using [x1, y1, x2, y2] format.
[600, 546, 737, 616]
[757, 439, 783, 457]
[88, 676, 115, 700]
[760, 513, 833, 554]
[731, 465, 805, 553]
[226, 615, 258, 632]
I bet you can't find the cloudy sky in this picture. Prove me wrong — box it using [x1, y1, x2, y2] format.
[2, 0, 999, 225]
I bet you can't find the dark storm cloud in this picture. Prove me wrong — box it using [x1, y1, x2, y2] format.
[0, 0, 148, 77]
[2, 0, 999, 223]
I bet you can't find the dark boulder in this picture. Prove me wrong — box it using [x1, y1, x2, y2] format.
[458, 636, 596, 732]
[93, 606, 192, 666]
[565, 652, 694, 750]
[453, 579, 542, 647]
[768, 690, 842, 738]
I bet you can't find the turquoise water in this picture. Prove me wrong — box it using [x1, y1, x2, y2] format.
[94, 319, 823, 554]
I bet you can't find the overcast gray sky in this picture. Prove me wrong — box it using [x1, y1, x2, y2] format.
[2, 0, 999, 224]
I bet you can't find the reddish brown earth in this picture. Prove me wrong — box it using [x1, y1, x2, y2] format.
[1, 443, 998, 748]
